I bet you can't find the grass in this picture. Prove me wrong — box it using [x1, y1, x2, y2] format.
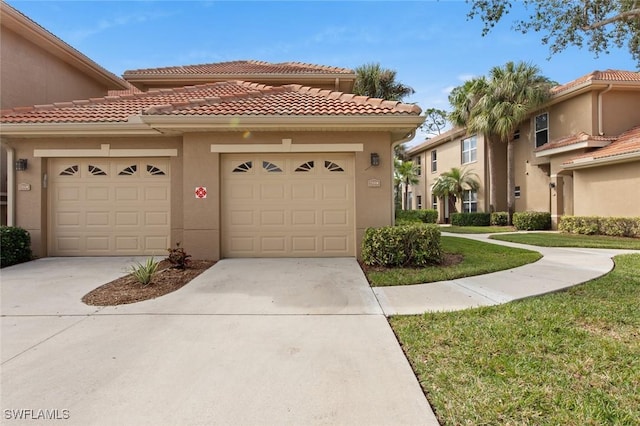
[365, 236, 541, 286]
[491, 232, 640, 249]
[441, 225, 516, 234]
[390, 253, 640, 426]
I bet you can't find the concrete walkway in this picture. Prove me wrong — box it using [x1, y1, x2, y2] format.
[374, 232, 638, 315]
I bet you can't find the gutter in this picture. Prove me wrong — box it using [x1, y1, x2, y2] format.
[598, 84, 614, 136]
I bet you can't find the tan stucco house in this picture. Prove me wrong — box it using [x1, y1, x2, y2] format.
[0, 5, 423, 260]
[407, 70, 640, 226]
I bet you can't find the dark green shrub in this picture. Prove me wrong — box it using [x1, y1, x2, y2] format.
[450, 212, 491, 226]
[490, 212, 509, 226]
[512, 211, 551, 231]
[0, 226, 33, 268]
[395, 209, 438, 224]
[559, 216, 640, 238]
[362, 224, 442, 267]
[167, 242, 192, 269]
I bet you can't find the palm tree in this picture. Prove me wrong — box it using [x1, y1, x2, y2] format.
[431, 167, 480, 214]
[394, 158, 420, 210]
[354, 63, 415, 101]
[449, 62, 553, 221]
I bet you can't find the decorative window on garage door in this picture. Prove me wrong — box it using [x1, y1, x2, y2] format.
[324, 161, 344, 172]
[233, 161, 253, 173]
[59, 165, 79, 176]
[262, 161, 282, 172]
[295, 161, 314, 172]
[119, 165, 138, 176]
[146, 165, 166, 176]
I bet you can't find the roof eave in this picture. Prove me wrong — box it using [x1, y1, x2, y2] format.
[535, 140, 612, 157]
[563, 151, 640, 170]
[1, 4, 128, 91]
[0, 121, 161, 137]
[407, 127, 468, 154]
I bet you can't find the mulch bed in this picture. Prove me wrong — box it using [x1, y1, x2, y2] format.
[82, 259, 216, 306]
[359, 253, 463, 273]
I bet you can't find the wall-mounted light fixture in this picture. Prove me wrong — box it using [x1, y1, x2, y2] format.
[549, 182, 556, 189]
[15, 159, 28, 171]
[370, 153, 380, 167]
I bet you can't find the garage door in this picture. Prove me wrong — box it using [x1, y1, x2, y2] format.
[222, 153, 355, 257]
[49, 158, 170, 256]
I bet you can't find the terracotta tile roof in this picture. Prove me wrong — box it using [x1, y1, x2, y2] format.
[124, 60, 354, 77]
[565, 125, 640, 164]
[535, 132, 616, 152]
[107, 81, 143, 97]
[551, 69, 640, 94]
[0, 81, 420, 124]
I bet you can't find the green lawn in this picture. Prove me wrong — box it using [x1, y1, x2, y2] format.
[491, 232, 640, 249]
[441, 225, 516, 234]
[390, 253, 640, 426]
[365, 236, 541, 286]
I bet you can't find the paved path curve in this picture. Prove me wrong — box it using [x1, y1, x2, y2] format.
[374, 232, 638, 316]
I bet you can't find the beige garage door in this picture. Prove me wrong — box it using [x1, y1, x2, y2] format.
[222, 153, 355, 257]
[49, 158, 170, 256]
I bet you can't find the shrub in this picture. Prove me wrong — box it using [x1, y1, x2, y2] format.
[560, 216, 640, 238]
[395, 209, 438, 224]
[450, 212, 491, 226]
[512, 211, 551, 231]
[362, 224, 442, 267]
[0, 226, 32, 268]
[167, 242, 192, 269]
[130, 257, 159, 285]
[490, 212, 509, 226]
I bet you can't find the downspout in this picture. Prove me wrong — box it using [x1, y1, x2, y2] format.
[598, 84, 613, 136]
[390, 130, 416, 225]
[1, 139, 16, 226]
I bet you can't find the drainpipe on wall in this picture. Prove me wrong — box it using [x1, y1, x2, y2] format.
[1, 139, 16, 226]
[598, 84, 613, 136]
[390, 130, 416, 225]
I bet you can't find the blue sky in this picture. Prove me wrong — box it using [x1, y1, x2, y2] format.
[7, 0, 638, 143]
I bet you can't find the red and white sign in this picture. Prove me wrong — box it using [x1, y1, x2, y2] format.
[195, 186, 207, 199]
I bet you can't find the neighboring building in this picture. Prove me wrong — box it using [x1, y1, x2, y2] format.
[0, 1, 128, 225]
[408, 69, 640, 226]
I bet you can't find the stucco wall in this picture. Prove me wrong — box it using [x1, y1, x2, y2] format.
[0, 27, 109, 109]
[601, 90, 640, 136]
[573, 161, 640, 217]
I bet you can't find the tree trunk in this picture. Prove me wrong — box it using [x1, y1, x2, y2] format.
[507, 139, 515, 224]
[486, 135, 497, 213]
[403, 180, 408, 210]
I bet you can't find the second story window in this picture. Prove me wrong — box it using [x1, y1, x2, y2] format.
[431, 150, 437, 173]
[461, 135, 477, 164]
[414, 156, 422, 176]
[535, 112, 549, 148]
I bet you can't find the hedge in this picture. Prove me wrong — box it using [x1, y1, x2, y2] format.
[362, 223, 442, 267]
[559, 216, 640, 238]
[1, 226, 33, 268]
[512, 211, 551, 231]
[395, 209, 438, 224]
[450, 212, 491, 226]
[490, 212, 509, 226]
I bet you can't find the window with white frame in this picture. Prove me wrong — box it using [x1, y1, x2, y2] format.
[431, 150, 437, 173]
[414, 156, 422, 176]
[461, 135, 477, 164]
[417, 195, 422, 209]
[432, 195, 438, 210]
[515, 186, 521, 198]
[535, 112, 549, 148]
[462, 190, 478, 213]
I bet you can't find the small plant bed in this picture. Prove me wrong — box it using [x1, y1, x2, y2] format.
[441, 225, 516, 234]
[490, 232, 640, 249]
[363, 236, 541, 286]
[82, 259, 215, 306]
[390, 253, 640, 425]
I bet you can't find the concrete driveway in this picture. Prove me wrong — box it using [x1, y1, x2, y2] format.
[1, 258, 438, 425]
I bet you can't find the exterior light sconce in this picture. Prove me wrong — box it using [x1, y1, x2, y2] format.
[15, 159, 28, 171]
[370, 153, 380, 167]
[549, 182, 556, 189]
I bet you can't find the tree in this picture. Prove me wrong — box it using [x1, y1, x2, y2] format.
[421, 108, 449, 137]
[467, 0, 640, 67]
[431, 167, 480, 214]
[353, 63, 415, 101]
[394, 158, 420, 210]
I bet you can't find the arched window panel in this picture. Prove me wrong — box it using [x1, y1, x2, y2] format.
[295, 161, 314, 172]
[232, 161, 253, 173]
[147, 165, 166, 176]
[88, 165, 107, 176]
[119, 165, 138, 176]
[324, 161, 344, 172]
[262, 161, 283, 172]
[60, 165, 79, 176]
